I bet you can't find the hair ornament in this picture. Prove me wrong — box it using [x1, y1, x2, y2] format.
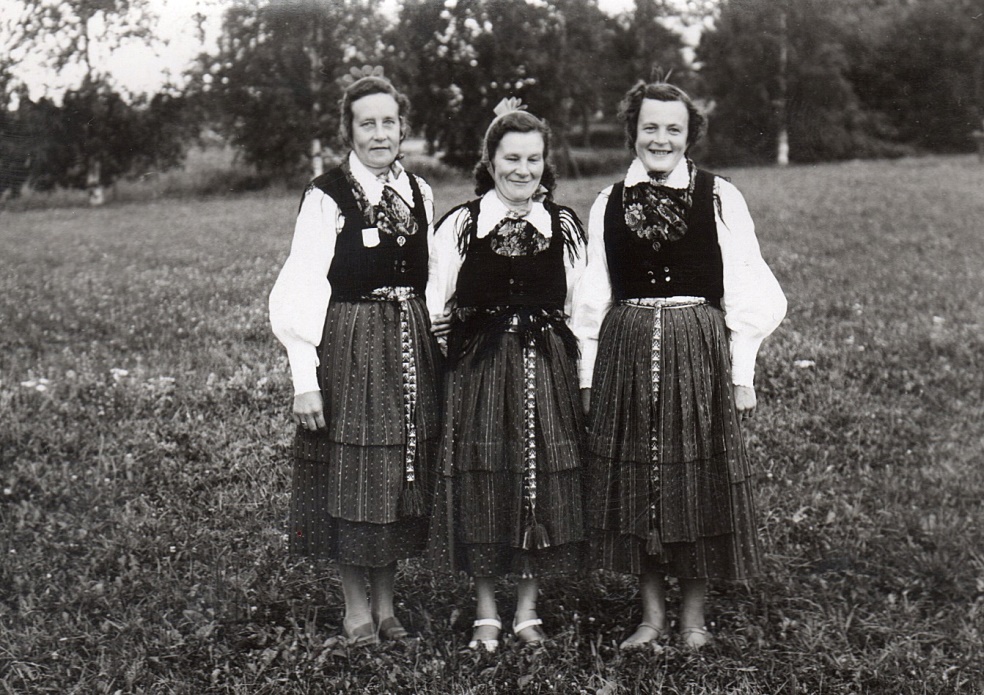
[339, 64, 386, 87]
[493, 96, 526, 117]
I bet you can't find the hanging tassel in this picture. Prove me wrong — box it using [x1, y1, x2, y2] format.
[400, 481, 425, 518]
[520, 554, 534, 579]
[522, 520, 552, 551]
[646, 529, 664, 560]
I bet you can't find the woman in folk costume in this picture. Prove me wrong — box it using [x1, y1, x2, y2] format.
[269, 70, 441, 645]
[578, 81, 786, 650]
[427, 100, 589, 651]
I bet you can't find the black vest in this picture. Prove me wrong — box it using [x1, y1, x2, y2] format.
[454, 199, 569, 311]
[309, 167, 428, 299]
[604, 169, 724, 306]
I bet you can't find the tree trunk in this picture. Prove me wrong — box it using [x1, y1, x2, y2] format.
[775, 7, 790, 166]
[87, 158, 105, 206]
[306, 23, 323, 180]
[310, 137, 324, 178]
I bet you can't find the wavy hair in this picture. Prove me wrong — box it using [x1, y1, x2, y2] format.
[338, 76, 412, 148]
[473, 110, 557, 197]
[618, 81, 707, 152]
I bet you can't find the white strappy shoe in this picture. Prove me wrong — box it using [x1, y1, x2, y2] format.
[468, 617, 502, 653]
[512, 616, 546, 644]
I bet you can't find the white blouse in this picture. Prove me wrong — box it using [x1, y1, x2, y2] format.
[425, 190, 591, 357]
[573, 157, 787, 388]
[269, 151, 435, 395]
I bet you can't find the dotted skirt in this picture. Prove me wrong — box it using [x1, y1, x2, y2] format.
[428, 328, 585, 578]
[585, 302, 760, 580]
[288, 296, 441, 567]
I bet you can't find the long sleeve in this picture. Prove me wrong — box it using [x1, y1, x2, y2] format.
[269, 188, 340, 395]
[426, 207, 468, 322]
[715, 177, 787, 386]
[571, 187, 616, 388]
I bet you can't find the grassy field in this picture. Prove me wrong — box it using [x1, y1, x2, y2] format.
[1, 155, 983, 693]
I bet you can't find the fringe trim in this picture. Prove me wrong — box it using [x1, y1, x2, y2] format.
[448, 307, 578, 364]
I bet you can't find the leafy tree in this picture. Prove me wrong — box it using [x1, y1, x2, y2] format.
[394, 0, 688, 171]
[7, 0, 161, 203]
[847, 0, 984, 153]
[192, 0, 388, 180]
[698, 0, 907, 164]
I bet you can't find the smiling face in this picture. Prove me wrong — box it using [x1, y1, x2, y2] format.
[350, 92, 401, 175]
[489, 130, 545, 208]
[634, 98, 689, 175]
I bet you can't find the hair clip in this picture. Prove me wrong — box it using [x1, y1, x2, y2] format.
[339, 65, 386, 87]
[493, 97, 526, 117]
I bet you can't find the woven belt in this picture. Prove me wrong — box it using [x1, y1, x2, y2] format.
[363, 286, 417, 301]
[619, 296, 706, 309]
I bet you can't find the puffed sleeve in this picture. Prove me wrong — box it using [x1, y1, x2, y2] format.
[570, 186, 616, 388]
[425, 206, 469, 322]
[715, 177, 787, 387]
[269, 187, 339, 395]
[414, 175, 436, 229]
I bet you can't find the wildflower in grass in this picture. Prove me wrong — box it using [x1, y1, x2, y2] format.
[20, 378, 51, 392]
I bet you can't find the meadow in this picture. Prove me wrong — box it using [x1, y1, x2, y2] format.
[1, 155, 982, 693]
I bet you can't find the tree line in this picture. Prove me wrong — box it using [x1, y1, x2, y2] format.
[2, 0, 982, 204]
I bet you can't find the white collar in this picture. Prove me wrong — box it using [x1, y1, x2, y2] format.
[475, 190, 552, 239]
[347, 151, 415, 207]
[624, 156, 690, 189]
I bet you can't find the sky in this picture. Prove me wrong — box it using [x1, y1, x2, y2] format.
[5, 0, 664, 103]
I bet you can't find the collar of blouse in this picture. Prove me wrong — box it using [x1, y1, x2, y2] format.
[475, 190, 552, 240]
[347, 151, 415, 208]
[624, 156, 691, 190]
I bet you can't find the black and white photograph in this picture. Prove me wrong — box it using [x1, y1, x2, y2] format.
[2, 0, 982, 692]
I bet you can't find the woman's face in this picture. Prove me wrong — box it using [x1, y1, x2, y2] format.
[489, 130, 545, 207]
[634, 98, 689, 175]
[350, 92, 401, 175]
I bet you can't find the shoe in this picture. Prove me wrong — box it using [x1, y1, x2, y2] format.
[469, 617, 502, 653]
[619, 622, 669, 650]
[377, 616, 408, 641]
[342, 619, 379, 647]
[512, 616, 546, 645]
[680, 626, 712, 650]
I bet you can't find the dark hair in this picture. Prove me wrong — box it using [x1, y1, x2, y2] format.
[338, 76, 411, 148]
[473, 109, 557, 196]
[618, 81, 707, 152]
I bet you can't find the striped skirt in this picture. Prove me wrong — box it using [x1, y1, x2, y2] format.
[428, 327, 585, 578]
[289, 295, 441, 567]
[586, 300, 760, 579]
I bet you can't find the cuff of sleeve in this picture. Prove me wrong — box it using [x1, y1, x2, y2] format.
[286, 343, 321, 396]
[578, 341, 597, 389]
[729, 336, 759, 387]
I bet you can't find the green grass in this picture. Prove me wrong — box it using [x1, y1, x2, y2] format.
[2, 155, 983, 693]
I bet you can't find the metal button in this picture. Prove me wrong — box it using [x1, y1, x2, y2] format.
[397, 236, 406, 246]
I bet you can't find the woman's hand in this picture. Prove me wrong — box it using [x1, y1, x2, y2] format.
[431, 312, 453, 338]
[293, 390, 326, 431]
[734, 385, 756, 420]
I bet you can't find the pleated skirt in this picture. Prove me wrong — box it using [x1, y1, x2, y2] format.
[585, 302, 760, 579]
[428, 328, 585, 578]
[288, 296, 441, 567]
